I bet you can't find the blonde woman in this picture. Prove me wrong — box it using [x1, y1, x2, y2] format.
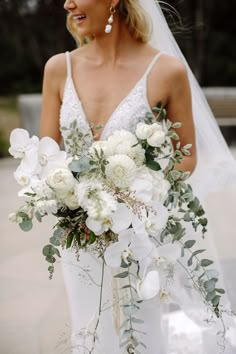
[40, 0, 236, 353]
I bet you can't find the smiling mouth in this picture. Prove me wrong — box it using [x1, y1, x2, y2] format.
[74, 14, 86, 22]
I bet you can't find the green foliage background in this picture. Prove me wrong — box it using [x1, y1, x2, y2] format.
[0, 0, 235, 95]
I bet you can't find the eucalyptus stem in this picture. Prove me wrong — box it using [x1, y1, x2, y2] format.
[89, 257, 105, 354]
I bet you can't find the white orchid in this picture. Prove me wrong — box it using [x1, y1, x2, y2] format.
[38, 137, 67, 179]
[9, 128, 39, 159]
[150, 170, 170, 204]
[132, 201, 169, 237]
[136, 270, 160, 300]
[86, 203, 132, 236]
[136, 243, 181, 301]
[104, 228, 153, 268]
[130, 167, 153, 203]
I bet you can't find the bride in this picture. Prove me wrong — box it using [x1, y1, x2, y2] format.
[40, 0, 236, 353]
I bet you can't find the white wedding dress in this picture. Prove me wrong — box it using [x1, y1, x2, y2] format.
[59, 51, 236, 354]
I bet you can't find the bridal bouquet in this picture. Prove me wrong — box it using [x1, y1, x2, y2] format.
[9, 105, 229, 352]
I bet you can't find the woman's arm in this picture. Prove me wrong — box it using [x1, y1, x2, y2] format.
[166, 59, 197, 175]
[40, 54, 66, 144]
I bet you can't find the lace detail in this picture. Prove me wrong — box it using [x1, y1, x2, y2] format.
[60, 52, 163, 149]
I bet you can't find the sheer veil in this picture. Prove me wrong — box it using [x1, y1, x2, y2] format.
[138, 0, 236, 349]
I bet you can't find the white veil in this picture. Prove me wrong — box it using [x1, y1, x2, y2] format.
[137, 0, 236, 350]
[139, 0, 236, 197]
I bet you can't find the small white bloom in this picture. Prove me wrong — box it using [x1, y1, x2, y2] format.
[136, 122, 153, 140]
[160, 289, 172, 303]
[47, 168, 75, 197]
[8, 213, 17, 222]
[32, 180, 55, 200]
[136, 270, 160, 300]
[9, 129, 39, 159]
[35, 200, 58, 215]
[105, 154, 137, 188]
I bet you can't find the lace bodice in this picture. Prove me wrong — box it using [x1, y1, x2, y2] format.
[60, 51, 163, 148]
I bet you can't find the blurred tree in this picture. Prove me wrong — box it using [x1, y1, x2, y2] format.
[0, 0, 75, 94]
[0, 0, 235, 94]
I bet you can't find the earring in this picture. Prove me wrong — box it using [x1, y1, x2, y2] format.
[105, 6, 116, 34]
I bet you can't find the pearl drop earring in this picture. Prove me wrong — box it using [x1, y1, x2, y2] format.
[105, 6, 116, 34]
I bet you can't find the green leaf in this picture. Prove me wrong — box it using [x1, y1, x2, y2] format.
[187, 249, 206, 267]
[199, 218, 208, 227]
[184, 212, 192, 222]
[188, 198, 200, 213]
[89, 232, 96, 244]
[205, 269, 219, 279]
[215, 288, 225, 294]
[114, 271, 129, 279]
[122, 304, 139, 316]
[212, 295, 221, 306]
[204, 278, 217, 292]
[184, 240, 196, 249]
[66, 232, 74, 249]
[146, 159, 161, 171]
[19, 219, 33, 232]
[45, 255, 56, 263]
[206, 291, 216, 302]
[120, 318, 129, 329]
[35, 212, 42, 223]
[172, 122, 182, 129]
[131, 317, 144, 324]
[201, 259, 214, 267]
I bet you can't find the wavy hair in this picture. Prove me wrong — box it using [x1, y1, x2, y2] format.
[66, 0, 151, 46]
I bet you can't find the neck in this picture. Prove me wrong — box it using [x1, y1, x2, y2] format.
[88, 17, 141, 65]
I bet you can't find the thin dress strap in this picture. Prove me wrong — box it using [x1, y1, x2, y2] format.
[144, 52, 163, 78]
[65, 51, 72, 78]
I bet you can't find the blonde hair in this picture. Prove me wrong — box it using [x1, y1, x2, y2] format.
[67, 0, 151, 46]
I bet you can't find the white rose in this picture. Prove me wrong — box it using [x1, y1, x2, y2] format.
[136, 122, 153, 140]
[107, 130, 138, 156]
[47, 168, 75, 197]
[105, 154, 137, 189]
[64, 188, 80, 210]
[147, 129, 165, 147]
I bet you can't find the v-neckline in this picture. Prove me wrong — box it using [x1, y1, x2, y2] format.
[69, 75, 145, 141]
[67, 52, 162, 141]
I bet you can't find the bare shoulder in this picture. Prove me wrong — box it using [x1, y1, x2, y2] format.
[155, 53, 188, 83]
[44, 52, 67, 79]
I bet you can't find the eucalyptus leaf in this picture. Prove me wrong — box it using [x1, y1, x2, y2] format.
[114, 271, 129, 279]
[215, 288, 225, 294]
[184, 240, 196, 249]
[19, 219, 33, 232]
[206, 290, 216, 302]
[122, 304, 139, 316]
[35, 211, 42, 223]
[131, 317, 144, 324]
[212, 295, 221, 306]
[204, 278, 218, 292]
[201, 259, 214, 267]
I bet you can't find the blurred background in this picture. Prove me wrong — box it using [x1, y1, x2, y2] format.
[0, 1, 236, 353]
